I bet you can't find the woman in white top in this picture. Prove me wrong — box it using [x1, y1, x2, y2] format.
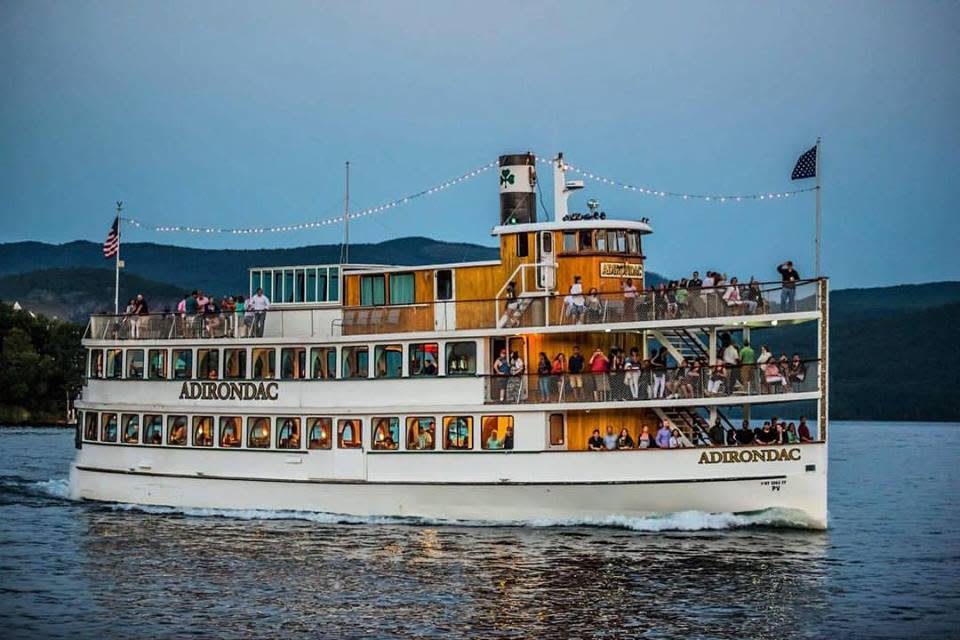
[622, 278, 638, 320]
[568, 276, 585, 324]
[668, 428, 682, 448]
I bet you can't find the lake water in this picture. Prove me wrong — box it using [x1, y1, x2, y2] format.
[1, 422, 957, 639]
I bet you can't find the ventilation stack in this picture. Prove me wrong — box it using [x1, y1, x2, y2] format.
[498, 153, 537, 225]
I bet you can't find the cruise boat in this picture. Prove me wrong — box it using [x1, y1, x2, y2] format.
[71, 152, 830, 528]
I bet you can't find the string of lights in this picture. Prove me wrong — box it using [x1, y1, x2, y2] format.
[122, 160, 498, 234]
[536, 157, 817, 202]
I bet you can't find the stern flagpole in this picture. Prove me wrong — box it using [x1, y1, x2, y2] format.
[815, 137, 822, 278]
[114, 201, 122, 315]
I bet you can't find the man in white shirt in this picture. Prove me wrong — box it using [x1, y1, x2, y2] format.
[249, 287, 270, 337]
[569, 275, 585, 324]
[722, 340, 740, 393]
[701, 271, 716, 315]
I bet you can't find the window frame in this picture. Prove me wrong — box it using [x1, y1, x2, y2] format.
[247, 416, 271, 449]
[224, 348, 247, 380]
[167, 415, 188, 446]
[121, 413, 140, 444]
[443, 416, 473, 451]
[405, 416, 436, 451]
[276, 417, 302, 450]
[307, 417, 333, 450]
[371, 417, 400, 450]
[193, 416, 215, 447]
[388, 272, 416, 305]
[337, 419, 362, 449]
[374, 344, 403, 379]
[481, 415, 515, 451]
[143, 414, 163, 445]
[516, 232, 529, 258]
[83, 411, 99, 441]
[89, 349, 104, 379]
[100, 412, 118, 442]
[172, 348, 193, 380]
[280, 347, 307, 380]
[549, 413, 566, 447]
[105, 349, 123, 379]
[360, 274, 386, 306]
[444, 341, 477, 376]
[197, 348, 220, 380]
[127, 349, 145, 379]
[409, 342, 439, 377]
[251, 347, 276, 380]
[219, 416, 242, 448]
[341, 346, 369, 379]
[147, 349, 167, 380]
[310, 346, 337, 379]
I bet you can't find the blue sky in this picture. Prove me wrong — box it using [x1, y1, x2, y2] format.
[1, 1, 957, 288]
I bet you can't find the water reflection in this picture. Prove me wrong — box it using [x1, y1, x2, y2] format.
[79, 508, 829, 639]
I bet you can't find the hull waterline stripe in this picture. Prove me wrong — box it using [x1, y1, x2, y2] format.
[74, 465, 787, 486]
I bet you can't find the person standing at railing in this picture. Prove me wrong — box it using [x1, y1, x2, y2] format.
[624, 348, 641, 400]
[508, 351, 525, 402]
[249, 287, 270, 338]
[650, 347, 668, 398]
[536, 353, 552, 403]
[655, 421, 672, 448]
[708, 419, 725, 446]
[568, 276, 585, 324]
[585, 288, 602, 323]
[589, 347, 609, 401]
[747, 278, 765, 314]
[568, 346, 585, 401]
[221, 295, 236, 337]
[788, 354, 807, 392]
[722, 339, 740, 393]
[131, 294, 148, 339]
[493, 349, 510, 402]
[777, 261, 801, 312]
[551, 352, 566, 402]
[622, 278, 638, 320]
[739, 341, 756, 394]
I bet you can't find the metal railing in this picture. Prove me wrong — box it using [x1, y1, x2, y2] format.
[483, 359, 820, 405]
[84, 279, 822, 341]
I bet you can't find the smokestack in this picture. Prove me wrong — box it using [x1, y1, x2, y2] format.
[498, 153, 537, 225]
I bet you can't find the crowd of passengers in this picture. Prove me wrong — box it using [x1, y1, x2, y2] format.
[586, 415, 816, 451]
[492, 335, 809, 404]
[119, 287, 273, 339]
[501, 259, 803, 327]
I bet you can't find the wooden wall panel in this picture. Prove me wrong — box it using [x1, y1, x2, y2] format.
[564, 408, 660, 451]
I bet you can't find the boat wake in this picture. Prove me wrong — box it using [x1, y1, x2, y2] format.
[106, 502, 821, 531]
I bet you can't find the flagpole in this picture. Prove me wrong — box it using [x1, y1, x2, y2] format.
[815, 137, 822, 278]
[114, 201, 123, 315]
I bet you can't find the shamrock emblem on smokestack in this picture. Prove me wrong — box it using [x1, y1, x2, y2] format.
[499, 169, 515, 187]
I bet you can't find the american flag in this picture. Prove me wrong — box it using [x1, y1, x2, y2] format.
[103, 215, 120, 259]
[791, 145, 817, 180]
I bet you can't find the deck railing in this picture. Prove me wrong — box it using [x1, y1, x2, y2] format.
[84, 279, 822, 341]
[483, 359, 820, 405]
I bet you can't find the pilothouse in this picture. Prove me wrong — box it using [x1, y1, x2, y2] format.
[72, 151, 830, 528]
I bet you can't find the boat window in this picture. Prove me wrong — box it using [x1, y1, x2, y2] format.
[219, 416, 242, 448]
[224, 348, 247, 380]
[482, 415, 514, 450]
[277, 417, 302, 449]
[360, 274, 386, 306]
[273, 271, 284, 304]
[372, 417, 400, 450]
[143, 415, 163, 445]
[83, 412, 98, 440]
[612, 230, 627, 253]
[283, 269, 295, 303]
[375, 344, 403, 379]
[295, 268, 306, 303]
[121, 414, 140, 444]
[89, 349, 103, 378]
[281, 347, 307, 379]
[595, 231, 607, 252]
[410, 343, 439, 377]
[549, 414, 565, 446]
[148, 349, 167, 379]
[563, 232, 577, 253]
[329, 267, 340, 302]
[198, 349, 219, 380]
[261, 270, 272, 300]
[193, 416, 214, 447]
[389, 273, 415, 305]
[306, 268, 317, 303]
[517, 232, 529, 258]
[443, 416, 473, 450]
[541, 231, 553, 253]
[127, 349, 144, 379]
[337, 419, 362, 449]
[342, 346, 369, 379]
[247, 417, 271, 448]
[307, 417, 332, 449]
[167, 415, 188, 446]
[435, 269, 453, 301]
[250, 270, 262, 299]
[578, 230, 593, 251]
[100, 413, 118, 442]
[252, 348, 275, 379]
[105, 349, 123, 379]
[444, 342, 477, 376]
[628, 231, 640, 255]
[406, 417, 436, 450]
[172, 349, 193, 380]
[310, 347, 337, 379]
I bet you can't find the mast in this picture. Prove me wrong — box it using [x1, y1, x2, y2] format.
[342, 161, 350, 265]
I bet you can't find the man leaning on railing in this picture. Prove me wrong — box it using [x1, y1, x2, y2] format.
[249, 287, 270, 338]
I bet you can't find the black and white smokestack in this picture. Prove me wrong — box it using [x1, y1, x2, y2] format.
[498, 153, 537, 225]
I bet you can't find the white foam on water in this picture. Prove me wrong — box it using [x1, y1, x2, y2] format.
[33, 477, 72, 500]
[106, 502, 820, 531]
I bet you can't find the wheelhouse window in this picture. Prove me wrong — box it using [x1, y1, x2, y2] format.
[172, 349, 193, 380]
[219, 417, 242, 448]
[445, 342, 477, 376]
[410, 343, 439, 376]
[143, 415, 163, 445]
[198, 349, 219, 380]
[167, 415, 188, 446]
[360, 274, 386, 306]
[516, 233, 529, 258]
[224, 348, 247, 380]
[375, 345, 403, 378]
[595, 231, 607, 252]
[342, 346, 369, 379]
[121, 414, 139, 444]
[406, 417, 436, 450]
[277, 417, 302, 449]
[372, 417, 399, 450]
[100, 413, 118, 442]
[193, 416, 214, 447]
[578, 230, 593, 251]
[443, 416, 473, 450]
[148, 349, 167, 379]
[337, 419, 362, 449]
[435, 270, 453, 300]
[549, 414, 565, 446]
[310, 347, 336, 379]
[563, 232, 577, 253]
[247, 417, 271, 448]
[307, 417, 332, 449]
[252, 348, 276, 379]
[389, 273, 415, 305]
[105, 349, 123, 379]
[482, 416, 514, 450]
[83, 412, 98, 440]
[127, 349, 144, 379]
[281, 347, 306, 379]
[89, 349, 103, 378]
